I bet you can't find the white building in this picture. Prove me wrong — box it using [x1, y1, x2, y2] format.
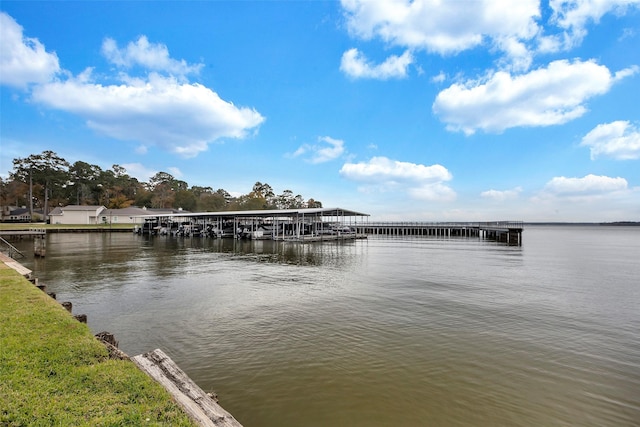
[48, 205, 106, 224]
[48, 205, 188, 225]
[99, 207, 150, 225]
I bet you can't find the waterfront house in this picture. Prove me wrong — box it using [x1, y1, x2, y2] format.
[0, 206, 45, 222]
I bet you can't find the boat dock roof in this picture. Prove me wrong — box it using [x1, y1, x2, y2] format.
[133, 207, 369, 220]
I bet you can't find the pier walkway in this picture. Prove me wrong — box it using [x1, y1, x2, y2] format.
[357, 221, 523, 245]
[0, 228, 47, 257]
[0, 228, 47, 238]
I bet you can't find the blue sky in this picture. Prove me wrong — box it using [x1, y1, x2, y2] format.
[1, 1, 639, 222]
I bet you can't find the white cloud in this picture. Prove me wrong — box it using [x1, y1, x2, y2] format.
[291, 146, 307, 158]
[340, 1, 640, 73]
[290, 136, 345, 163]
[341, 156, 451, 182]
[542, 1, 640, 51]
[0, 16, 264, 158]
[581, 120, 640, 160]
[167, 167, 183, 178]
[494, 36, 533, 72]
[614, 65, 639, 80]
[431, 71, 446, 84]
[536, 33, 565, 53]
[550, 0, 640, 37]
[481, 187, 523, 201]
[313, 136, 345, 163]
[433, 59, 636, 134]
[135, 145, 149, 155]
[120, 163, 157, 182]
[543, 174, 628, 198]
[101, 36, 203, 78]
[31, 71, 265, 158]
[341, 0, 540, 69]
[619, 27, 636, 41]
[408, 183, 457, 202]
[527, 174, 637, 220]
[340, 156, 455, 202]
[0, 12, 60, 88]
[340, 48, 413, 79]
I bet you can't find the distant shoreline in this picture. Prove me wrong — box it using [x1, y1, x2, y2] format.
[0, 223, 134, 232]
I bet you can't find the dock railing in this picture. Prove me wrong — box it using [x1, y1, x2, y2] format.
[356, 221, 524, 244]
[0, 237, 25, 258]
[478, 221, 524, 230]
[361, 221, 523, 229]
[362, 221, 481, 228]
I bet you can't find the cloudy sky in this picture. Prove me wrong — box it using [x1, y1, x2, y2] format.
[1, 1, 639, 222]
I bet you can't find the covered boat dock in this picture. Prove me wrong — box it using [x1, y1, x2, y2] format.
[133, 207, 370, 241]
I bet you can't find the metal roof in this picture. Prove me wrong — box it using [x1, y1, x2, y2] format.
[61, 205, 106, 211]
[134, 207, 369, 219]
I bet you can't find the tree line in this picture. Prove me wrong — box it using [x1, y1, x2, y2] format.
[1, 150, 322, 220]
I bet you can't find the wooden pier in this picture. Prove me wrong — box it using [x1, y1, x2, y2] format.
[479, 221, 524, 245]
[356, 221, 523, 245]
[132, 208, 522, 245]
[0, 228, 47, 238]
[0, 229, 48, 258]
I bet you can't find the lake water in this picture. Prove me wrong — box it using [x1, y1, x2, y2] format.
[13, 225, 640, 426]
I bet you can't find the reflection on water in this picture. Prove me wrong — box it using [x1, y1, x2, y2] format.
[12, 227, 640, 427]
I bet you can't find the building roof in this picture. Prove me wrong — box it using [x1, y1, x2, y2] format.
[134, 207, 369, 220]
[48, 205, 107, 217]
[48, 207, 63, 216]
[9, 208, 30, 216]
[145, 208, 190, 215]
[62, 205, 106, 211]
[101, 207, 151, 216]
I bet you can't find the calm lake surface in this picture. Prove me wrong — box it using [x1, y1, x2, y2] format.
[15, 225, 640, 426]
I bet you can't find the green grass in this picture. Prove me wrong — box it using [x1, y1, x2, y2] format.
[0, 265, 196, 426]
[0, 223, 135, 231]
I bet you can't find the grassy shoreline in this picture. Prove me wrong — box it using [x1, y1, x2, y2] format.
[0, 263, 196, 426]
[0, 223, 135, 231]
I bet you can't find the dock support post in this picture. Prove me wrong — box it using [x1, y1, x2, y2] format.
[33, 236, 47, 257]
